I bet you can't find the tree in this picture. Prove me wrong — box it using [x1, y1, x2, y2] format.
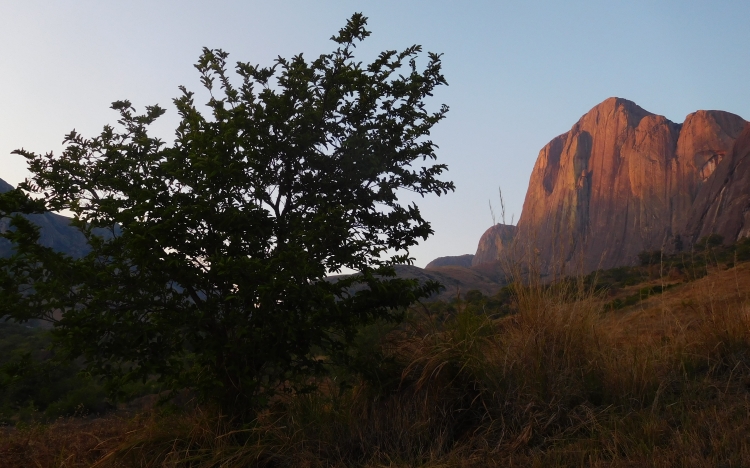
[0, 13, 453, 416]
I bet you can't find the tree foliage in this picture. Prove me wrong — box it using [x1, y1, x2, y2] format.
[0, 13, 452, 415]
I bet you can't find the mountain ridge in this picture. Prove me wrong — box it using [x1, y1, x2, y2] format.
[0, 177, 96, 258]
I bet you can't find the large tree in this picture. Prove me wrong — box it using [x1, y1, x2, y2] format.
[0, 13, 452, 415]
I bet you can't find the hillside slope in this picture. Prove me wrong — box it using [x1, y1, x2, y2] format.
[0, 177, 107, 258]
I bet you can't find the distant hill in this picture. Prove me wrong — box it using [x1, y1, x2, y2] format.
[393, 264, 503, 300]
[0, 177, 95, 258]
[326, 263, 505, 302]
[425, 254, 474, 269]
[0, 178, 12, 193]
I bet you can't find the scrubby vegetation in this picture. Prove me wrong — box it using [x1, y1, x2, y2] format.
[0, 322, 162, 426]
[588, 236, 750, 310]
[2, 246, 750, 467]
[0, 322, 109, 424]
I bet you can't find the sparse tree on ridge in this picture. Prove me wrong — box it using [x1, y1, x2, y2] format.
[0, 13, 453, 417]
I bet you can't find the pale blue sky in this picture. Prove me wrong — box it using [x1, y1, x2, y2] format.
[1, 1, 749, 266]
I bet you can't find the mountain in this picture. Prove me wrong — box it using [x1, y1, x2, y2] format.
[0, 177, 94, 258]
[472, 98, 748, 274]
[425, 254, 474, 269]
[0, 178, 12, 193]
[3, 176, 503, 300]
[471, 224, 516, 266]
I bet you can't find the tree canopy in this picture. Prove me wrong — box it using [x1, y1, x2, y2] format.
[0, 13, 452, 415]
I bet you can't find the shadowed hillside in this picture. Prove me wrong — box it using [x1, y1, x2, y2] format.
[0, 177, 96, 258]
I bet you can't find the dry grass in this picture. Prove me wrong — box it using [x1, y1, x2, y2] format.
[0, 415, 132, 467]
[3, 264, 750, 467]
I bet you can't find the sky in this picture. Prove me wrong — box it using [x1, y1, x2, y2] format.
[1, 1, 749, 267]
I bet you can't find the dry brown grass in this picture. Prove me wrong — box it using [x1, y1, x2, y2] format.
[3, 264, 750, 467]
[0, 415, 132, 467]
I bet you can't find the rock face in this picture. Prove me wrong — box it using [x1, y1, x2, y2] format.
[472, 224, 516, 266]
[0, 177, 95, 258]
[425, 254, 474, 269]
[683, 123, 750, 243]
[474, 98, 747, 274]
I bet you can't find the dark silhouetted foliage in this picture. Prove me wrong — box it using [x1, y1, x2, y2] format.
[0, 13, 452, 417]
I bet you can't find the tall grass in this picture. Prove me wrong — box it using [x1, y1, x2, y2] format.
[4, 264, 750, 466]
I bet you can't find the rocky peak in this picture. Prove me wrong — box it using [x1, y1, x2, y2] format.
[472, 223, 516, 266]
[425, 254, 474, 269]
[474, 98, 747, 274]
[677, 110, 747, 181]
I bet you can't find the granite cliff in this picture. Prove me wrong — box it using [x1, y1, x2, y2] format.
[472, 98, 748, 274]
[683, 122, 750, 243]
[471, 224, 516, 266]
